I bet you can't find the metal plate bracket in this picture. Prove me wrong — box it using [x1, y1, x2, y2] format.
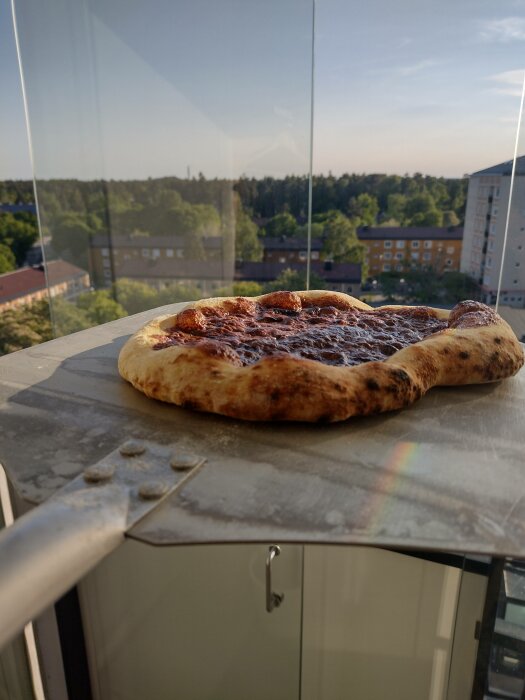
[0, 440, 205, 651]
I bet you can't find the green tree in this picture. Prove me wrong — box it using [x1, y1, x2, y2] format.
[156, 283, 201, 305]
[264, 212, 298, 238]
[442, 210, 460, 227]
[264, 268, 326, 292]
[114, 279, 159, 314]
[347, 193, 379, 226]
[76, 290, 127, 325]
[51, 212, 93, 268]
[0, 213, 39, 265]
[0, 244, 16, 273]
[0, 300, 53, 355]
[315, 211, 368, 278]
[232, 281, 263, 297]
[235, 210, 263, 261]
[386, 194, 407, 224]
[52, 298, 91, 336]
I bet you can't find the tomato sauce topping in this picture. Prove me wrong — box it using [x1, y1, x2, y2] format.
[152, 296, 497, 367]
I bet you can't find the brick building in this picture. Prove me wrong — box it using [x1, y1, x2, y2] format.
[356, 227, 463, 276]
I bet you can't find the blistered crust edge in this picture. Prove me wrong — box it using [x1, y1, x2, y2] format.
[118, 292, 525, 422]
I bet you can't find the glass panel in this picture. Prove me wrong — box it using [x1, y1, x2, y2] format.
[79, 541, 303, 700]
[483, 560, 525, 699]
[13, 0, 314, 335]
[314, 0, 525, 311]
[302, 547, 486, 700]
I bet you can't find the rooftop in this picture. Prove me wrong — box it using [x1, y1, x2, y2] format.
[471, 155, 525, 177]
[357, 226, 463, 241]
[0, 260, 88, 304]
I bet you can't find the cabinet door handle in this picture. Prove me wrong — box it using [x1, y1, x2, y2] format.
[266, 545, 284, 612]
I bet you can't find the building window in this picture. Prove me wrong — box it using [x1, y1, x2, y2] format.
[488, 240, 494, 251]
[141, 248, 151, 258]
[166, 249, 174, 257]
[490, 224, 496, 234]
[446, 259, 453, 266]
[396, 240, 405, 249]
[152, 249, 160, 259]
[279, 256, 286, 263]
[395, 264, 403, 271]
[373, 242, 380, 247]
[176, 249, 184, 258]
[513, 279, 519, 284]
[486, 257, 492, 269]
[383, 251, 392, 260]
[411, 252, 419, 260]
[101, 248, 109, 257]
[423, 240, 433, 249]
[411, 241, 420, 249]
[446, 246, 454, 254]
[384, 241, 392, 249]
[102, 259, 111, 269]
[383, 263, 391, 271]
[423, 252, 432, 261]
[516, 262, 521, 267]
[299, 251, 307, 261]
[394, 252, 404, 260]
[311, 251, 320, 260]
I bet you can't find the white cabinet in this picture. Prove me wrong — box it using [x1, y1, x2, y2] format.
[80, 541, 303, 700]
[79, 544, 485, 700]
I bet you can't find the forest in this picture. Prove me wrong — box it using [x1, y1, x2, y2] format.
[0, 172, 472, 355]
[0, 172, 468, 269]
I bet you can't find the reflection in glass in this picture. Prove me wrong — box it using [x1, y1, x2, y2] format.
[13, 0, 315, 335]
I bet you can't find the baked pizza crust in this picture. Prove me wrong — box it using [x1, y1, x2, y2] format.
[118, 291, 525, 422]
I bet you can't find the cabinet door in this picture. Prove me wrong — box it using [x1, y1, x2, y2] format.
[79, 541, 303, 700]
[301, 547, 475, 700]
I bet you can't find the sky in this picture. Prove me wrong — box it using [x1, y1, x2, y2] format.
[1, 0, 525, 181]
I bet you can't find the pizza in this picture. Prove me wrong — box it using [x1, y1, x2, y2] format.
[118, 290, 524, 422]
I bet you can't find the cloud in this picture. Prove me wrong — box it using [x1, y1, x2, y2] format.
[394, 59, 441, 77]
[487, 69, 525, 97]
[479, 17, 525, 42]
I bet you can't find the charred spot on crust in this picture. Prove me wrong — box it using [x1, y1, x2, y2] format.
[459, 351, 470, 360]
[389, 368, 410, 383]
[366, 378, 380, 391]
[316, 413, 331, 423]
[181, 399, 202, 411]
[494, 337, 502, 345]
[270, 389, 281, 402]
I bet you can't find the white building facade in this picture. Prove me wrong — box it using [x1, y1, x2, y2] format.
[460, 158, 525, 308]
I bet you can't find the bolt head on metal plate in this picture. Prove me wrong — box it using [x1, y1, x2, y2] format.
[170, 452, 202, 471]
[83, 462, 116, 483]
[138, 480, 169, 501]
[119, 440, 146, 457]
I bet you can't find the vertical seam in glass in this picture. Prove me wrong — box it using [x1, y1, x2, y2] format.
[298, 545, 305, 700]
[495, 68, 525, 312]
[10, 0, 56, 334]
[0, 464, 46, 700]
[306, 0, 316, 291]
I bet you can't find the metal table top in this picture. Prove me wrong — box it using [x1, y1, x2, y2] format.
[0, 304, 524, 557]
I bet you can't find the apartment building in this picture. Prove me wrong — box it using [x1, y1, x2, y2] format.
[89, 234, 225, 287]
[460, 157, 525, 308]
[263, 238, 323, 264]
[356, 227, 463, 276]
